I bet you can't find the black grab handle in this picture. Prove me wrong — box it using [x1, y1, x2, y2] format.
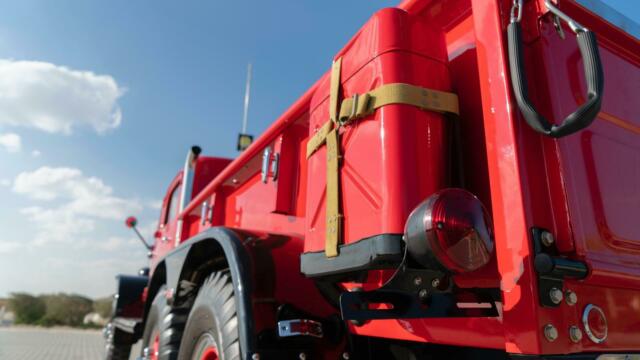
[507, 22, 604, 138]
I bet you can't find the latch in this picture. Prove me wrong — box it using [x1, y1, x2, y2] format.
[531, 228, 588, 307]
[277, 319, 323, 338]
[260, 147, 280, 183]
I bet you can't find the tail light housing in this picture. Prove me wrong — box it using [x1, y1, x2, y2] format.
[404, 188, 495, 273]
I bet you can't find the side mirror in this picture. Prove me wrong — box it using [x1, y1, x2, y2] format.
[124, 215, 153, 251]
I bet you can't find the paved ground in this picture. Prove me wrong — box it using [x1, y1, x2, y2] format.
[0, 326, 105, 360]
[0, 326, 145, 360]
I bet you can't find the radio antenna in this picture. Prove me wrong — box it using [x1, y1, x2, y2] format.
[237, 63, 254, 151]
[241, 63, 252, 134]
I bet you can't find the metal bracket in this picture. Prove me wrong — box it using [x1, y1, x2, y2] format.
[261, 147, 272, 183]
[339, 266, 500, 321]
[531, 228, 588, 307]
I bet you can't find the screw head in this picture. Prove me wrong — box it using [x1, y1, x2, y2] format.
[299, 353, 307, 360]
[565, 290, 578, 306]
[544, 324, 559, 342]
[541, 231, 555, 247]
[569, 326, 583, 343]
[549, 287, 564, 304]
[418, 289, 429, 298]
[431, 278, 441, 288]
[251, 354, 260, 360]
[413, 276, 423, 286]
[342, 353, 350, 359]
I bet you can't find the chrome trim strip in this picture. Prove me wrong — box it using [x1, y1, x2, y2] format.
[176, 146, 201, 245]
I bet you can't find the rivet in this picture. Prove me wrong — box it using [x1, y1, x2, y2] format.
[541, 231, 555, 247]
[252, 354, 261, 360]
[342, 353, 350, 359]
[299, 353, 307, 360]
[544, 324, 559, 342]
[569, 326, 583, 343]
[413, 277, 423, 286]
[431, 278, 441, 288]
[565, 290, 578, 306]
[418, 289, 429, 299]
[549, 287, 564, 304]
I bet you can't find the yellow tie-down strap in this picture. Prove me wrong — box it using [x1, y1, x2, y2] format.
[338, 83, 459, 124]
[306, 59, 460, 258]
[306, 83, 459, 158]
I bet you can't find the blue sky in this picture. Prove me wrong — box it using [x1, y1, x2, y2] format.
[0, 0, 637, 298]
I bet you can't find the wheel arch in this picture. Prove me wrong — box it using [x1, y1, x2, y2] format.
[155, 227, 258, 360]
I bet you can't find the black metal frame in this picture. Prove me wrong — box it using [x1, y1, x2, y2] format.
[339, 262, 500, 321]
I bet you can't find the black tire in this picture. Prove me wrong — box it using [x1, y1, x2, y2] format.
[178, 272, 241, 360]
[104, 326, 133, 360]
[141, 286, 189, 360]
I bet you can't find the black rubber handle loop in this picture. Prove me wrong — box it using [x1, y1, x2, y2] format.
[507, 22, 604, 138]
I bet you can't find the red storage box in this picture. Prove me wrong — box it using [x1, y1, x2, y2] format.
[302, 8, 453, 276]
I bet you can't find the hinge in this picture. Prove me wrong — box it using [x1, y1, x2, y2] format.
[531, 227, 588, 307]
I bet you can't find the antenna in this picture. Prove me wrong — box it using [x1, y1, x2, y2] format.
[242, 63, 252, 134]
[237, 63, 254, 151]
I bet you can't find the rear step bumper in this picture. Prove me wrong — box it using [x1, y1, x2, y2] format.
[300, 234, 404, 278]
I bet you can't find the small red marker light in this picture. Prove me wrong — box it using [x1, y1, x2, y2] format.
[125, 216, 138, 228]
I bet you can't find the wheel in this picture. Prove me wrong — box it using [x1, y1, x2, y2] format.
[178, 272, 240, 360]
[104, 324, 133, 360]
[141, 286, 188, 360]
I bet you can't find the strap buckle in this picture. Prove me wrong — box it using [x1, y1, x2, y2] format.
[340, 92, 372, 125]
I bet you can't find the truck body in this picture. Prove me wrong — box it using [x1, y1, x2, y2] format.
[105, 0, 640, 359]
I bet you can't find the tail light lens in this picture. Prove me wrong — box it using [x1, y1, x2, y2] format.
[404, 188, 494, 273]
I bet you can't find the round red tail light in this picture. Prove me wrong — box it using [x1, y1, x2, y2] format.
[404, 188, 494, 273]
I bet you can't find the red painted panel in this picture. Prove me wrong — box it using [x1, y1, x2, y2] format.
[304, 7, 452, 253]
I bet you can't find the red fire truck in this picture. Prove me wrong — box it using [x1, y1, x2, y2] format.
[104, 0, 640, 359]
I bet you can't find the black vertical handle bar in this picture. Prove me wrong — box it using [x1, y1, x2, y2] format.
[507, 20, 604, 138]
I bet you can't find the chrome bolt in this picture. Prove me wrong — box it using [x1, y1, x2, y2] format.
[549, 287, 564, 305]
[569, 326, 583, 343]
[414, 277, 423, 286]
[299, 353, 307, 360]
[252, 354, 261, 360]
[342, 353, 350, 359]
[431, 278, 441, 288]
[544, 324, 559, 342]
[541, 231, 555, 247]
[565, 290, 578, 306]
[418, 289, 429, 299]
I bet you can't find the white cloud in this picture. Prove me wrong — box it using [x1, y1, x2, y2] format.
[147, 199, 162, 210]
[31, 149, 41, 157]
[98, 236, 135, 252]
[0, 59, 125, 134]
[0, 132, 21, 152]
[0, 241, 21, 254]
[13, 166, 142, 244]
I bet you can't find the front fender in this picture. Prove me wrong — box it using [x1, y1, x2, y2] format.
[161, 227, 257, 360]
